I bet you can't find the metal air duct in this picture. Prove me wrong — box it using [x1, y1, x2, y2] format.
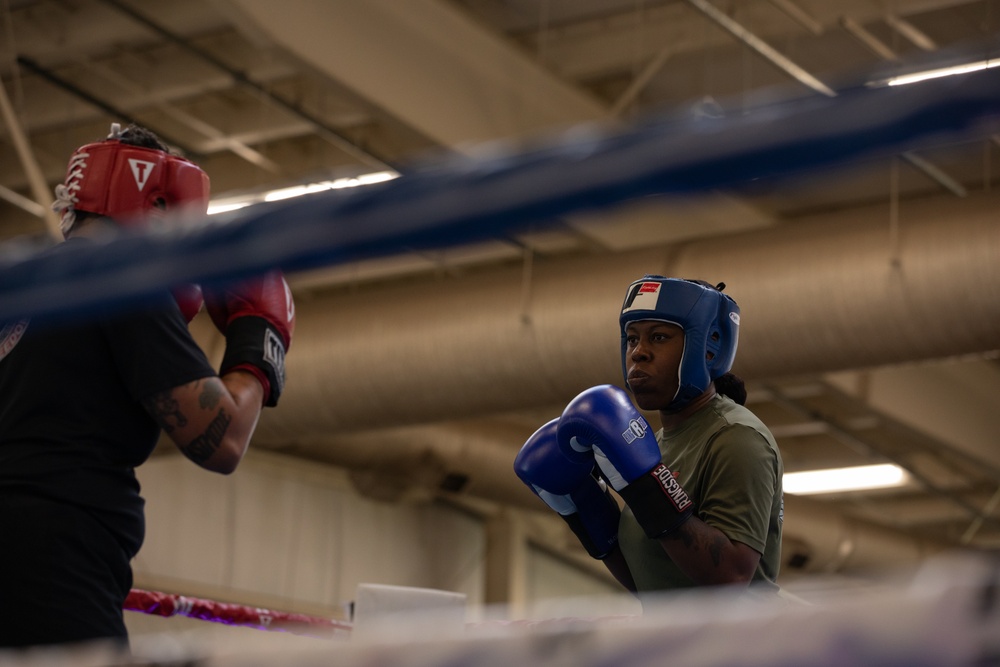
[254, 189, 1000, 441]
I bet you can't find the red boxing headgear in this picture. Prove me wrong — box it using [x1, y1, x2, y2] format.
[53, 127, 210, 236]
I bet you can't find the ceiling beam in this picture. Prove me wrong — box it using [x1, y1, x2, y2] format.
[224, 0, 609, 152]
[683, 0, 836, 97]
[99, 0, 396, 171]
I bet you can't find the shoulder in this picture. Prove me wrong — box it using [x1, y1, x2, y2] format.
[706, 397, 781, 462]
[711, 396, 775, 441]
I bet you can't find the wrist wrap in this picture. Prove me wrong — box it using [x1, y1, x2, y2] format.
[220, 316, 287, 407]
[619, 464, 695, 539]
[561, 485, 621, 560]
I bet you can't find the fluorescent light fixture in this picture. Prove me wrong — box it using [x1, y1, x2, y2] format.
[207, 170, 399, 215]
[206, 201, 251, 215]
[877, 58, 998, 87]
[783, 463, 909, 495]
[264, 182, 332, 202]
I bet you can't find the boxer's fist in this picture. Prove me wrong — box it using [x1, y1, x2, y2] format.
[203, 271, 295, 345]
[171, 283, 204, 323]
[557, 385, 661, 491]
[514, 419, 620, 559]
[559, 385, 694, 539]
[515, 419, 595, 501]
[203, 271, 296, 407]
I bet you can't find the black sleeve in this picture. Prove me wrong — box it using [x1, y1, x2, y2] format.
[101, 293, 216, 401]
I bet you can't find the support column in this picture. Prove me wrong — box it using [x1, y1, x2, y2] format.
[483, 509, 527, 618]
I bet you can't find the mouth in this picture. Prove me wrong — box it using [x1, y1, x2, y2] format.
[627, 370, 653, 391]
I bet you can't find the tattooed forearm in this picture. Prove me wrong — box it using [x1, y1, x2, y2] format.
[658, 518, 759, 585]
[144, 390, 187, 433]
[182, 408, 232, 464]
[198, 378, 224, 410]
[665, 524, 695, 548]
[665, 522, 727, 566]
[708, 534, 726, 567]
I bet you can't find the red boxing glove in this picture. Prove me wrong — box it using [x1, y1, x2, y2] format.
[203, 270, 296, 407]
[171, 283, 204, 323]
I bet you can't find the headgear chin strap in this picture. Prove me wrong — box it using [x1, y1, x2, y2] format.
[53, 124, 210, 237]
[619, 275, 740, 410]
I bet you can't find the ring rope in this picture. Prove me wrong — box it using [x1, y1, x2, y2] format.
[124, 588, 353, 639]
[123, 588, 636, 639]
[2, 65, 999, 323]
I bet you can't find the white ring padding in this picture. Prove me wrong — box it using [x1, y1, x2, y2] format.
[351, 583, 467, 642]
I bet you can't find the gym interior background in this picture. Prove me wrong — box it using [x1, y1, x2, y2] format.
[1, 0, 999, 635]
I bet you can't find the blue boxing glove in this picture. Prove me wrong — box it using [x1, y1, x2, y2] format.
[514, 419, 621, 560]
[558, 385, 694, 539]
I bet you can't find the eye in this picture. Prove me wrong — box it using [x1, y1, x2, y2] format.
[626, 334, 638, 347]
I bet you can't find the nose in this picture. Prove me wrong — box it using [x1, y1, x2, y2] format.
[630, 337, 650, 361]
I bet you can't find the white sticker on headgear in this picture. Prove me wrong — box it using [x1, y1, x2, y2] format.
[128, 159, 156, 191]
[623, 281, 661, 313]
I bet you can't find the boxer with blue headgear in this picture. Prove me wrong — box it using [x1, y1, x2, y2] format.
[618, 276, 740, 410]
[516, 272, 783, 597]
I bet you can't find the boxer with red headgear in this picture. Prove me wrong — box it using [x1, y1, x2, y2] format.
[52, 122, 210, 236]
[53, 123, 210, 321]
[0, 123, 294, 649]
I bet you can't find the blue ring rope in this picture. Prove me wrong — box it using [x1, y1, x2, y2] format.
[2, 66, 1000, 322]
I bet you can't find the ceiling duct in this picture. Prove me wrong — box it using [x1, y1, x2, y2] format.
[253, 189, 1000, 441]
[281, 422, 539, 508]
[219, 189, 995, 575]
[278, 420, 950, 576]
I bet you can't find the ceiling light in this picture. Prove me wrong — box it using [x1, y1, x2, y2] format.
[264, 183, 331, 202]
[783, 463, 909, 495]
[207, 170, 399, 215]
[874, 58, 997, 87]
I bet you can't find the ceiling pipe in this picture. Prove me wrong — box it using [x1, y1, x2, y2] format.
[187, 186, 999, 575]
[251, 419, 951, 576]
[201, 188, 996, 573]
[278, 421, 542, 509]
[253, 189, 1000, 441]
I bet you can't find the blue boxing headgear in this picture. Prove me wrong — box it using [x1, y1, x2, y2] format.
[620, 276, 740, 410]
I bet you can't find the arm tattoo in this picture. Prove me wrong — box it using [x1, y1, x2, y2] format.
[181, 408, 232, 464]
[144, 390, 187, 434]
[666, 522, 727, 566]
[199, 379, 223, 410]
[708, 534, 727, 567]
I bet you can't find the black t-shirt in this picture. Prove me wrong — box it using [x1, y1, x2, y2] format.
[0, 246, 216, 557]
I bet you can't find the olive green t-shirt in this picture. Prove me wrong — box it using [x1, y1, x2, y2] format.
[618, 394, 784, 594]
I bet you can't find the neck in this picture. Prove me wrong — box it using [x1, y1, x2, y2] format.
[659, 385, 717, 430]
[68, 216, 116, 240]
